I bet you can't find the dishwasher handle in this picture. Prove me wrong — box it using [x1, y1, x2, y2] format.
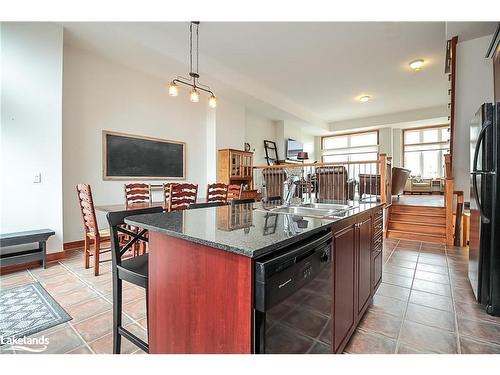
[254, 230, 333, 282]
[254, 231, 332, 312]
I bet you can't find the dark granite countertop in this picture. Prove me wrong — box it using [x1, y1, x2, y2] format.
[125, 200, 382, 259]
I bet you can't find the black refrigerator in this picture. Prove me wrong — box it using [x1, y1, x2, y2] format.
[469, 102, 500, 316]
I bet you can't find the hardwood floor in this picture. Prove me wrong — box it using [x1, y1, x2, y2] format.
[392, 195, 444, 208]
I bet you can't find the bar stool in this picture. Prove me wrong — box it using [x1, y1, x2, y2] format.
[107, 206, 163, 354]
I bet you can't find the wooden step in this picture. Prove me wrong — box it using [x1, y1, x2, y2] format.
[386, 229, 446, 244]
[388, 220, 446, 236]
[389, 212, 446, 224]
[391, 205, 445, 215]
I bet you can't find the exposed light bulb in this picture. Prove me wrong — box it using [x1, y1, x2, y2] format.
[168, 82, 178, 96]
[189, 88, 200, 103]
[359, 95, 371, 103]
[409, 59, 425, 71]
[208, 95, 217, 108]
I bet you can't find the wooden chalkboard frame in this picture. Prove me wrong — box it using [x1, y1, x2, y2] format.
[102, 130, 186, 181]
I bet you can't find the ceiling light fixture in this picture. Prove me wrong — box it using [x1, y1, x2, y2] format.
[359, 95, 371, 103]
[409, 59, 425, 71]
[168, 21, 216, 107]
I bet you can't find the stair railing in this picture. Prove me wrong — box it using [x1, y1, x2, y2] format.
[252, 153, 390, 205]
[444, 154, 464, 246]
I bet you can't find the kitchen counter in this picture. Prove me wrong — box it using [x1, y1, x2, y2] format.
[125, 200, 381, 259]
[124, 200, 384, 354]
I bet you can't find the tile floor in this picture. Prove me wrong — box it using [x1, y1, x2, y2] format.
[345, 239, 500, 354]
[1, 238, 500, 354]
[0, 250, 147, 354]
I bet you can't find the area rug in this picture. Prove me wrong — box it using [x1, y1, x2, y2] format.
[0, 282, 72, 346]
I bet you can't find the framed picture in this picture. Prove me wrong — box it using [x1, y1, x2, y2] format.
[102, 130, 186, 180]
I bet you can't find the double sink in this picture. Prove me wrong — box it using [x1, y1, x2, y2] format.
[259, 202, 355, 219]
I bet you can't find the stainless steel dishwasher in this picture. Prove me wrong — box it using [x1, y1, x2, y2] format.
[254, 230, 333, 354]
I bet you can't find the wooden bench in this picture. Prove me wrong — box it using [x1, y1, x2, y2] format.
[0, 229, 55, 269]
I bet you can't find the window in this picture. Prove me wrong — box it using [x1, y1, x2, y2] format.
[403, 125, 450, 178]
[321, 130, 379, 163]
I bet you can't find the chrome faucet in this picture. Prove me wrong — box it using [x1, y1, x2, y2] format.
[283, 174, 300, 206]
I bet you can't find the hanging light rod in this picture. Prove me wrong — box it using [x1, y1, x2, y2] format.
[168, 21, 217, 108]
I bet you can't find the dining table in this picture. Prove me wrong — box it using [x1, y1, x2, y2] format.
[94, 198, 214, 213]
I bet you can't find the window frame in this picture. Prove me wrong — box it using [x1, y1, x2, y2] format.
[320, 129, 380, 163]
[402, 124, 450, 178]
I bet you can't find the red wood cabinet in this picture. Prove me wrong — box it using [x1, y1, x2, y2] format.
[146, 205, 383, 354]
[331, 207, 381, 353]
[332, 224, 356, 352]
[357, 217, 372, 314]
[372, 208, 383, 291]
[148, 232, 253, 354]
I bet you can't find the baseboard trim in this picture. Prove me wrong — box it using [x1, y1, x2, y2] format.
[0, 251, 66, 275]
[63, 240, 85, 251]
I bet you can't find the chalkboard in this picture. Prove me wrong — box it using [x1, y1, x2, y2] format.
[103, 131, 185, 180]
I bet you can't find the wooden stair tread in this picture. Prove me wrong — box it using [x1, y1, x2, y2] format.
[390, 210, 445, 216]
[388, 219, 445, 227]
[387, 229, 445, 238]
[391, 206, 445, 213]
[386, 230, 447, 244]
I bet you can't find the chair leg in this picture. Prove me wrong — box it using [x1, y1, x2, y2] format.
[113, 277, 122, 354]
[84, 235, 90, 269]
[94, 237, 100, 276]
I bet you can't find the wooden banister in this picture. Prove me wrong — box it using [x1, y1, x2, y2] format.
[444, 154, 452, 179]
[444, 178, 454, 245]
[253, 160, 378, 169]
[379, 153, 388, 205]
[454, 191, 464, 246]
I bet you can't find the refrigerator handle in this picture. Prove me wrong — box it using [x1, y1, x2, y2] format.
[472, 121, 492, 224]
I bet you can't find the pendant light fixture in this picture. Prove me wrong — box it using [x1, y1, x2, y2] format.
[168, 21, 217, 108]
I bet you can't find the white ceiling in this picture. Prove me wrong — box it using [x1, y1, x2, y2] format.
[62, 22, 495, 132]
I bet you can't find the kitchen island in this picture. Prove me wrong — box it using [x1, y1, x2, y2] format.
[126, 200, 384, 354]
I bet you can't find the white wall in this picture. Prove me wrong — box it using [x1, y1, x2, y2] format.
[63, 45, 252, 243]
[378, 128, 392, 157]
[62, 46, 212, 242]
[1, 23, 64, 253]
[454, 35, 494, 201]
[392, 128, 403, 167]
[283, 120, 316, 162]
[244, 110, 277, 165]
[215, 99, 246, 152]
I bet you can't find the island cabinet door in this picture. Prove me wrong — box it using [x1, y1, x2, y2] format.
[357, 216, 372, 315]
[332, 223, 356, 353]
[148, 232, 253, 354]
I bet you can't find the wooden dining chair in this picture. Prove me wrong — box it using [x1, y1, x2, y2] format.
[167, 183, 198, 211]
[227, 184, 242, 200]
[124, 183, 151, 208]
[162, 182, 178, 208]
[76, 183, 111, 276]
[206, 183, 228, 203]
[124, 183, 152, 255]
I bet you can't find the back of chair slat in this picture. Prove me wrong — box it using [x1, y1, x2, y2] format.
[107, 207, 163, 267]
[227, 184, 242, 200]
[206, 183, 228, 203]
[76, 184, 99, 236]
[124, 183, 151, 207]
[163, 182, 178, 207]
[169, 183, 198, 211]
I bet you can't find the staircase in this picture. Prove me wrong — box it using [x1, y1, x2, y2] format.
[386, 204, 447, 244]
